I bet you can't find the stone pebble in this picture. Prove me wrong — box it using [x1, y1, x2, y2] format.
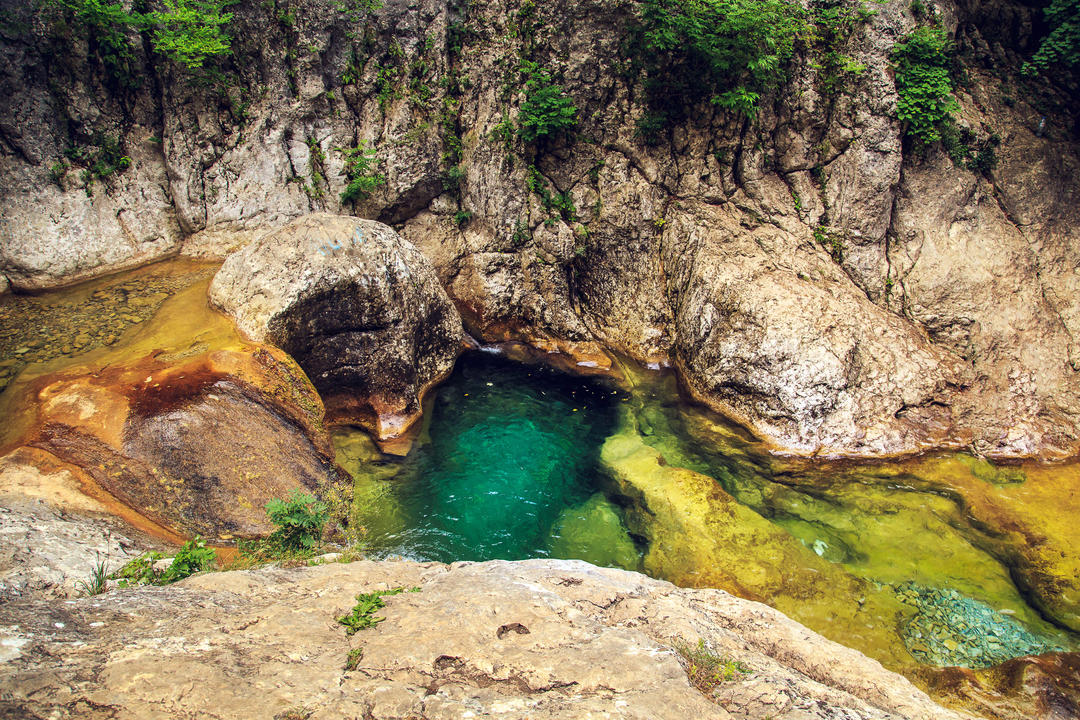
[894, 580, 1062, 668]
[0, 268, 215, 391]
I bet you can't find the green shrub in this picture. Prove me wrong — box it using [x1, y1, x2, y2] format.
[110, 536, 216, 586]
[629, 0, 809, 125]
[1025, 0, 1080, 75]
[891, 25, 958, 145]
[265, 490, 328, 551]
[112, 551, 165, 586]
[43, 0, 236, 74]
[141, 0, 235, 70]
[516, 61, 577, 143]
[339, 141, 386, 204]
[164, 536, 216, 581]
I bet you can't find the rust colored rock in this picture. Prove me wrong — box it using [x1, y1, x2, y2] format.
[22, 346, 342, 541]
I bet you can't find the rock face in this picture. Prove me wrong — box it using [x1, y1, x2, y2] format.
[11, 340, 343, 541]
[0, 449, 154, 601]
[209, 214, 463, 438]
[0, 558, 968, 720]
[1, 0, 1078, 458]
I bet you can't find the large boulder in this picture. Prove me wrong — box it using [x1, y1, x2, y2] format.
[209, 214, 463, 439]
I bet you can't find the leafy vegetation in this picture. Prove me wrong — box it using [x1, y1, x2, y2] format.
[628, 0, 809, 132]
[339, 141, 386, 204]
[672, 639, 751, 699]
[1026, 0, 1080, 76]
[516, 60, 577, 143]
[111, 537, 217, 587]
[265, 490, 329, 551]
[891, 25, 958, 145]
[43, 0, 236, 74]
[336, 587, 419, 635]
[142, 0, 235, 69]
[810, 0, 871, 97]
[51, 134, 132, 195]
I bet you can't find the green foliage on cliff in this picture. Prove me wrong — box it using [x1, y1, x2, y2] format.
[142, 0, 236, 70]
[629, 0, 809, 127]
[339, 141, 386, 204]
[891, 25, 958, 145]
[42, 0, 235, 77]
[516, 61, 578, 143]
[1026, 0, 1080, 75]
[265, 490, 329, 551]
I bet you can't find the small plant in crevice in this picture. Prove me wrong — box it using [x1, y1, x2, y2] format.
[814, 224, 844, 264]
[941, 125, 1000, 176]
[336, 586, 420, 635]
[339, 141, 386, 204]
[75, 555, 110, 596]
[57, 135, 132, 196]
[672, 638, 751, 700]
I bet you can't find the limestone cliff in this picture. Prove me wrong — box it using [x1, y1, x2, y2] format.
[1, 0, 1078, 459]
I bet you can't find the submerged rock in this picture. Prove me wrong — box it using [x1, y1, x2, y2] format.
[210, 213, 463, 439]
[0, 558, 966, 720]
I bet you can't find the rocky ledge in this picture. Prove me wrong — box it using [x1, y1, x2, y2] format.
[0, 558, 968, 720]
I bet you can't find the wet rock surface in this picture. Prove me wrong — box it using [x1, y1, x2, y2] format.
[209, 214, 463, 438]
[0, 261, 217, 393]
[27, 346, 343, 540]
[0, 559, 968, 720]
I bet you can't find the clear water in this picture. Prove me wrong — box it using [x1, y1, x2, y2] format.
[334, 351, 1080, 674]
[335, 352, 643, 569]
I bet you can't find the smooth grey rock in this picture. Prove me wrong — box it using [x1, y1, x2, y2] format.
[210, 213, 463, 438]
[0, 559, 968, 720]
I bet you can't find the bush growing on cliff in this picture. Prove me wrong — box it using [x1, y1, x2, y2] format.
[266, 490, 329, 551]
[1026, 0, 1080, 76]
[141, 0, 236, 70]
[516, 61, 578, 143]
[340, 141, 387, 204]
[628, 0, 809, 127]
[891, 25, 958, 145]
[41, 0, 235, 76]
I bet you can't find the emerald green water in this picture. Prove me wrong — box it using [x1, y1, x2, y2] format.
[335, 352, 642, 568]
[334, 351, 1080, 672]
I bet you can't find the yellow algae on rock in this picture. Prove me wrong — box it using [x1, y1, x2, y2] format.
[599, 410, 916, 672]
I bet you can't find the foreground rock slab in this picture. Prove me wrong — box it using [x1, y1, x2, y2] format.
[0, 558, 967, 720]
[210, 213, 463, 439]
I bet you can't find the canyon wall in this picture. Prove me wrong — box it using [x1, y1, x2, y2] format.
[1, 0, 1078, 458]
